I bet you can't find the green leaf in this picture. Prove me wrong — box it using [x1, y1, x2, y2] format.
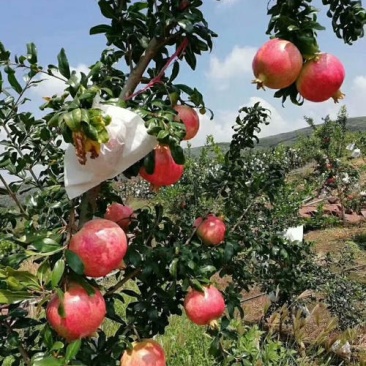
[65, 250, 85, 275]
[32, 355, 65, 366]
[143, 150, 155, 175]
[57, 48, 71, 79]
[190, 279, 205, 292]
[81, 122, 98, 141]
[51, 259, 65, 288]
[89, 24, 112, 35]
[65, 339, 81, 363]
[170, 144, 185, 165]
[5, 67, 22, 94]
[169, 258, 179, 278]
[55, 288, 66, 318]
[0, 289, 34, 304]
[157, 130, 169, 140]
[32, 237, 60, 253]
[0, 267, 40, 290]
[26, 42, 38, 64]
[175, 84, 193, 95]
[50, 341, 64, 352]
[98, 0, 116, 19]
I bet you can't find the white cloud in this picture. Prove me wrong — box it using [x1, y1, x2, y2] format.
[347, 75, 366, 117]
[186, 97, 301, 148]
[206, 46, 257, 90]
[186, 109, 237, 148]
[215, 0, 240, 7]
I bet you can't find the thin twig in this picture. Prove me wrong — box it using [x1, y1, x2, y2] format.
[0, 173, 28, 217]
[105, 268, 142, 295]
[343, 264, 366, 273]
[241, 292, 267, 304]
[2, 76, 44, 189]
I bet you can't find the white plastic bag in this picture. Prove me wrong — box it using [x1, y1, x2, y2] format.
[351, 148, 361, 158]
[283, 225, 304, 242]
[64, 102, 157, 199]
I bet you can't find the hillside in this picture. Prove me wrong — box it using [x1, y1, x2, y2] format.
[2, 116, 366, 207]
[188, 115, 366, 156]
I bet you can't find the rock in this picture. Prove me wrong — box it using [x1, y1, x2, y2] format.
[344, 213, 364, 224]
[328, 196, 339, 204]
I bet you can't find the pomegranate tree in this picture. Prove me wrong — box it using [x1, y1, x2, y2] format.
[252, 38, 303, 90]
[46, 284, 106, 342]
[194, 215, 226, 246]
[121, 339, 166, 366]
[68, 218, 128, 277]
[184, 285, 226, 326]
[174, 104, 200, 141]
[139, 145, 184, 188]
[104, 203, 135, 231]
[296, 53, 345, 102]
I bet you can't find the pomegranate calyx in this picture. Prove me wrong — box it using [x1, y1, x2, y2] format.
[332, 90, 345, 103]
[118, 260, 127, 270]
[251, 78, 266, 90]
[208, 319, 219, 329]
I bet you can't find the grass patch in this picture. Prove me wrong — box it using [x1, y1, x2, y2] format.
[158, 315, 214, 366]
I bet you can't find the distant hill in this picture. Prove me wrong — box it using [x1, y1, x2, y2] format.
[2, 116, 366, 207]
[188, 116, 366, 156]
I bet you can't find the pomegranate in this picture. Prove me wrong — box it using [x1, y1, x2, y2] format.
[174, 105, 200, 140]
[68, 218, 128, 278]
[252, 38, 303, 89]
[184, 285, 225, 326]
[104, 203, 134, 231]
[46, 283, 106, 342]
[139, 145, 184, 188]
[121, 339, 166, 366]
[296, 53, 345, 102]
[178, 0, 190, 11]
[194, 215, 226, 246]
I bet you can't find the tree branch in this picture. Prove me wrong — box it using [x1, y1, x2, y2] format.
[0, 173, 28, 217]
[106, 267, 142, 295]
[118, 37, 162, 101]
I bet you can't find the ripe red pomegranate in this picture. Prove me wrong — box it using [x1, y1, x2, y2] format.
[68, 218, 128, 278]
[252, 38, 303, 89]
[104, 203, 134, 231]
[296, 53, 345, 102]
[139, 145, 184, 188]
[46, 283, 106, 342]
[194, 215, 226, 246]
[184, 285, 225, 326]
[174, 105, 200, 140]
[178, 0, 190, 11]
[121, 339, 166, 366]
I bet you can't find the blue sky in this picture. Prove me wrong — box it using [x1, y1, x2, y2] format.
[1, 0, 366, 148]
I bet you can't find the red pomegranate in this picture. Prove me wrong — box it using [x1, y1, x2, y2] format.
[194, 215, 226, 246]
[121, 339, 166, 366]
[46, 283, 106, 342]
[178, 0, 190, 11]
[174, 105, 200, 140]
[184, 285, 225, 326]
[104, 203, 134, 231]
[68, 218, 128, 278]
[296, 53, 345, 103]
[252, 38, 303, 89]
[139, 145, 184, 188]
